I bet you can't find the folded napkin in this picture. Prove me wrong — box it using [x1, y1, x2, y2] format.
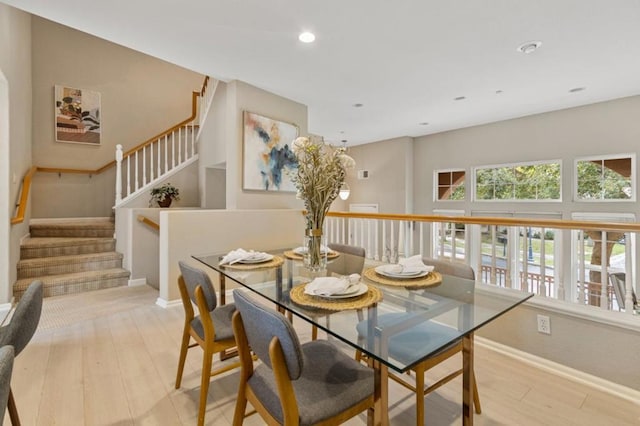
[388, 255, 434, 274]
[304, 274, 360, 296]
[220, 248, 265, 265]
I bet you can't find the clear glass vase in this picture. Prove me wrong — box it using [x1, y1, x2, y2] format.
[303, 229, 327, 271]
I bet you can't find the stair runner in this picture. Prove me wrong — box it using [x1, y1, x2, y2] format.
[14, 218, 130, 300]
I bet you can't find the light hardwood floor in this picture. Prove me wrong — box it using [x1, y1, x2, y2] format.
[6, 285, 640, 425]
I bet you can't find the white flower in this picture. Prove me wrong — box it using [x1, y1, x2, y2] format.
[292, 137, 310, 155]
[339, 153, 356, 169]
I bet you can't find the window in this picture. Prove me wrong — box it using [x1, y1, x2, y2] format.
[474, 161, 561, 201]
[575, 155, 634, 201]
[436, 170, 465, 201]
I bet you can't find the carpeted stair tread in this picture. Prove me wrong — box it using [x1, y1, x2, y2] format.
[14, 268, 130, 299]
[20, 237, 116, 259]
[17, 252, 124, 279]
[30, 218, 115, 238]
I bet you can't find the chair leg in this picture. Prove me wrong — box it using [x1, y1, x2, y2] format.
[175, 325, 191, 389]
[232, 386, 248, 426]
[473, 371, 482, 414]
[415, 367, 425, 426]
[197, 348, 214, 426]
[7, 387, 20, 426]
[311, 325, 318, 341]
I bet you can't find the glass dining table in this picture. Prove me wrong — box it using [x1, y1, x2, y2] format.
[194, 248, 533, 426]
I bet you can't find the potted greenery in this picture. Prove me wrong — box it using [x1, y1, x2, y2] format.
[149, 183, 180, 207]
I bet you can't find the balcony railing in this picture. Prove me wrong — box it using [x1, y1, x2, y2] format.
[324, 211, 639, 317]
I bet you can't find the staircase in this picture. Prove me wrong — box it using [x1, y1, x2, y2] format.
[14, 218, 130, 300]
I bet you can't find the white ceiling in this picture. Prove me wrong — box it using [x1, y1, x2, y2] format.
[5, 0, 640, 145]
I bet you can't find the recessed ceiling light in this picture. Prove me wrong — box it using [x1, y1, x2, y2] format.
[353, 103, 363, 108]
[454, 96, 466, 101]
[495, 90, 503, 94]
[298, 32, 315, 43]
[517, 41, 542, 54]
[569, 87, 586, 93]
[341, 139, 348, 143]
[419, 122, 429, 126]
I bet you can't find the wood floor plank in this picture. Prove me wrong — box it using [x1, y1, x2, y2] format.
[7, 285, 637, 426]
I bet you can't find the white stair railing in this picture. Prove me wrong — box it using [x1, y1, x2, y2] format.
[114, 76, 217, 206]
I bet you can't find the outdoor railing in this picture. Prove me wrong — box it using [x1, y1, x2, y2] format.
[325, 211, 639, 316]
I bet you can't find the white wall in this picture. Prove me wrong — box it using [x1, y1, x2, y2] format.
[1, 4, 32, 304]
[158, 209, 304, 304]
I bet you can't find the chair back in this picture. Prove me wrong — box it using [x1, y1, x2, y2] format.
[327, 243, 366, 276]
[0, 281, 43, 356]
[422, 257, 475, 280]
[0, 346, 14, 422]
[178, 261, 218, 311]
[233, 289, 303, 379]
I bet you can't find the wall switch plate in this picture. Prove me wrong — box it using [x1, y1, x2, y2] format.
[537, 314, 551, 334]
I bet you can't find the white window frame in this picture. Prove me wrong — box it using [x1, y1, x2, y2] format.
[434, 168, 466, 202]
[472, 159, 563, 202]
[574, 153, 636, 202]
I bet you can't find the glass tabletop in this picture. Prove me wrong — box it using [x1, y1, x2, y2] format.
[193, 248, 533, 373]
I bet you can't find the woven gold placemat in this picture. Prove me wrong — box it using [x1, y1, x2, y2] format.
[283, 250, 340, 260]
[363, 267, 442, 288]
[289, 283, 382, 311]
[221, 255, 284, 270]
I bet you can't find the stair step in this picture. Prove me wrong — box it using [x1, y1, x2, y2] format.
[30, 218, 115, 238]
[20, 237, 116, 259]
[17, 252, 124, 279]
[14, 269, 130, 300]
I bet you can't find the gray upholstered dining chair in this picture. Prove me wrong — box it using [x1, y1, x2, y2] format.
[175, 261, 240, 426]
[0, 280, 43, 425]
[231, 288, 375, 425]
[0, 346, 15, 423]
[355, 257, 481, 425]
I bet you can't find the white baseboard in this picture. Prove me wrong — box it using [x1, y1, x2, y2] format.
[155, 297, 183, 309]
[476, 336, 640, 404]
[128, 278, 147, 287]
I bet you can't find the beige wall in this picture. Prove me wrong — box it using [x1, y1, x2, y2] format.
[225, 80, 307, 210]
[159, 209, 305, 303]
[345, 137, 413, 213]
[1, 4, 32, 304]
[30, 17, 204, 217]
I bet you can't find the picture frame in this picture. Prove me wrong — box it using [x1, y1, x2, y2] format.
[242, 111, 299, 192]
[54, 85, 101, 145]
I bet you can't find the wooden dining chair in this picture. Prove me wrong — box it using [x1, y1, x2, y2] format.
[231, 288, 375, 426]
[356, 257, 481, 425]
[0, 280, 43, 425]
[175, 261, 241, 426]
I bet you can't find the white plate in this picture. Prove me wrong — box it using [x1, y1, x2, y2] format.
[237, 253, 274, 264]
[293, 246, 331, 255]
[317, 283, 368, 299]
[375, 265, 429, 279]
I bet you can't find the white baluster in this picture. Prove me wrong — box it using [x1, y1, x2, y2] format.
[408, 221, 414, 255]
[150, 143, 154, 181]
[157, 138, 161, 178]
[578, 231, 586, 304]
[490, 226, 497, 285]
[398, 221, 404, 259]
[177, 129, 182, 164]
[142, 145, 147, 187]
[600, 231, 609, 310]
[126, 156, 131, 197]
[367, 219, 372, 259]
[164, 135, 169, 173]
[540, 227, 547, 297]
[419, 222, 424, 257]
[382, 221, 388, 262]
[134, 151, 139, 191]
[191, 123, 195, 155]
[374, 219, 380, 261]
[172, 131, 176, 168]
[390, 221, 395, 262]
[115, 144, 123, 204]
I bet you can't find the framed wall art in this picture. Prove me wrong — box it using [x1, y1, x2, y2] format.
[54, 85, 101, 145]
[242, 111, 299, 192]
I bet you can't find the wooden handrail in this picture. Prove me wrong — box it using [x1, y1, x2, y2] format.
[137, 215, 159, 231]
[326, 211, 640, 233]
[10, 166, 38, 225]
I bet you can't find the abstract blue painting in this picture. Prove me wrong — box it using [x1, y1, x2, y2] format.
[243, 111, 299, 192]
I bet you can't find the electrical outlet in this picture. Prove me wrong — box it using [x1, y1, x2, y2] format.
[537, 314, 551, 334]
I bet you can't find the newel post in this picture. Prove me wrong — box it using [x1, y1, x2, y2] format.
[115, 144, 123, 204]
